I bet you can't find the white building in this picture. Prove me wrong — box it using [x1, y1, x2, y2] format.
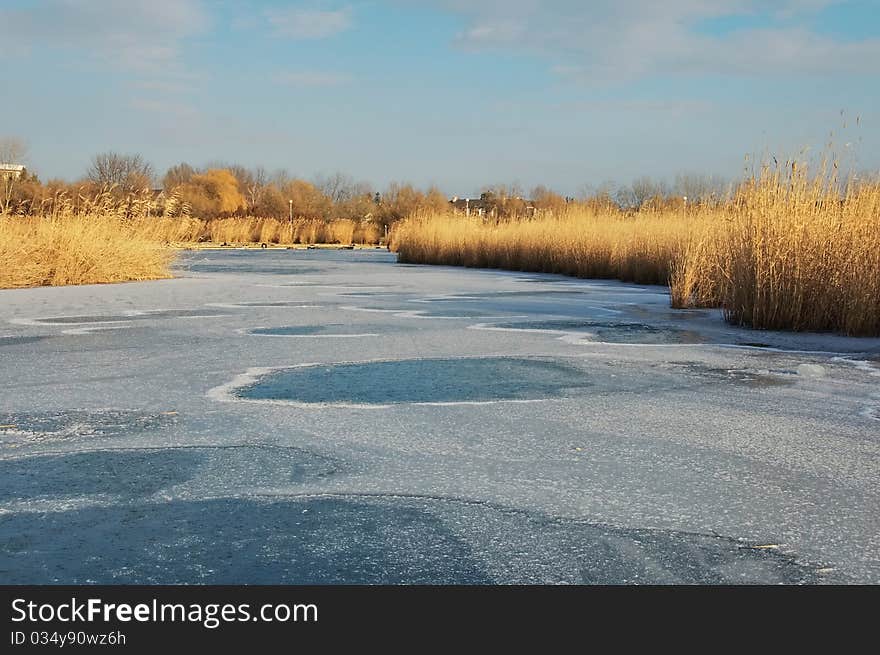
[0, 164, 26, 180]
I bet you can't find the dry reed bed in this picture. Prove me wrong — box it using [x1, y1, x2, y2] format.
[0, 214, 173, 288]
[393, 168, 880, 336]
[392, 209, 689, 285]
[132, 216, 383, 246]
[0, 214, 384, 289]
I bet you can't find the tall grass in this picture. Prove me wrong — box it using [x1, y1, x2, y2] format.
[191, 217, 383, 246]
[13, 187, 385, 246]
[393, 208, 695, 285]
[392, 164, 880, 336]
[0, 188, 175, 288]
[672, 164, 880, 335]
[0, 214, 172, 288]
[112, 216, 383, 246]
[0, 212, 385, 289]
[108, 216, 383, 246]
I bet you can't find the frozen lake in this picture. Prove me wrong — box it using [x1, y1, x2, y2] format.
[1, 248, 879, 583]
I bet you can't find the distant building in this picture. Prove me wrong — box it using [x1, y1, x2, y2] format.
[449, 192, 536, 217]
[449, 196, 490, 216]
[0, 164, 26, 180]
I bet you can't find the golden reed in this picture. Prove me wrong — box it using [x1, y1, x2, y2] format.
[392, 165, 880, 336]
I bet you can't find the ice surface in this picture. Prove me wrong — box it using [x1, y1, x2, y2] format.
[235, 357, 594, 405]
[0, 495, 826, 584]
[248, 324, 380, 337]
[20, 308, 229, 325]
[0, 445, 340, 504]
[0, 335, 49, 347]
[0, 450, 201, 500]
[1, 248, 878, 583]
[797, 364, 827, 378]
[477, 319, 705, 344]
[0, 410, 178, 448]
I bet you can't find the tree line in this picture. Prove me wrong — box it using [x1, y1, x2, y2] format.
[2, 143, 732, 222]
[2, 149, 456, 227]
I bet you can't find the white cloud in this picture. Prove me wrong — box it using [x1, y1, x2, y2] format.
[273, 71, 354, 87]
[0, 0, 208, 73]
[408, 0, 879, 79]
[555, 98, 716, 116]
[130, 98, 199, 119]
[267, 7, 353, 39]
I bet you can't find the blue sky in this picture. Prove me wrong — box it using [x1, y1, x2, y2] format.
[1, 0, 878, 196]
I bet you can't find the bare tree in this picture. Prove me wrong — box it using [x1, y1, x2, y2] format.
[254, 183, 287, 218]
[578, 181, 615, 200]
[271, 168, 292, 188]
[480, 183, 527, 218]
[0, 137, 28, 214]
[245, 166, 270, 214]
[530, 185, 567, 213]
[314, 172, 369, 205]
[578, 181, 619, 209]
[163, 162, 196, 190]
[618, 176, 670, 210]
[87, 152, 154, 192]
[218, 164, 254, 194]
[674, 173, 727, 205]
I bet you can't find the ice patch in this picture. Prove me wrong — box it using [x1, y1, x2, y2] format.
[408, 295, 483, 303]
[184, 263, 323, 275]
[10, 316, 130, 327]
[834, 358, 880, 378]
[330, 291, 417, 299]
[0, 335, 50, 347]
[340, 305, 522, 320]
[11, 308, 231, 327]
[796, 364, 827, 378]
[244, 325, 379, 338]
[206, 302, 320, 309]
[662, 363, 795, 387]
[339, 306, 400, 314]
[0, 494, 827, 583]
[257, 283, 389, 290]
[0, 410, 178, 449]
[0, 450, 201, 500]
[61, 325, 135, 336]
[832, 357, 880, 421]
[0, 444, 342, 505]
[208, 357, 593, 408]
[471, 319, 704, 345]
